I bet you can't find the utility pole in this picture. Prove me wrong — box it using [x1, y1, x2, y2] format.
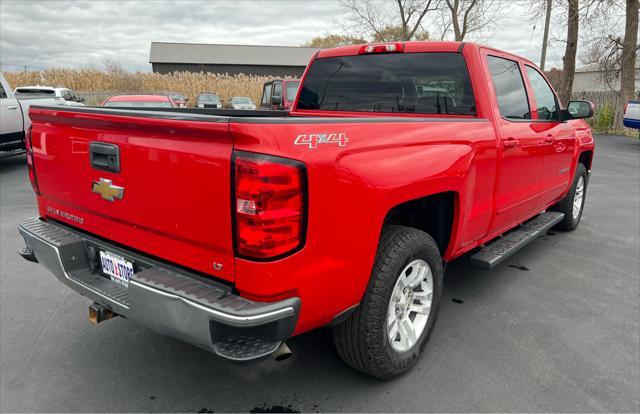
[540, 0, 552, 71]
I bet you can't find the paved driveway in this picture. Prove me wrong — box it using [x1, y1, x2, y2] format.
[1, 134, 638, 412]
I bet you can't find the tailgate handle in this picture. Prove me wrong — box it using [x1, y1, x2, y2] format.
[90, 142, 120, 173]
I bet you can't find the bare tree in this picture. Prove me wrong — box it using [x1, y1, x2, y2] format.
[619, 0, 639, 129]
[441, 0, 506, 41]
[558, 0, 579, 106]
[303, 34, 368, 48]
[540, 0, 553, 70]
[580, 0, 637, 130]
[340, 0, 439, 41]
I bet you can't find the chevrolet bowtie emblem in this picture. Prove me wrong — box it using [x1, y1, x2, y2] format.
[91, 178, 124, 202]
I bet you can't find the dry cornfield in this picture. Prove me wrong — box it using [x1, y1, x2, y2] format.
[3, 69, 274, 106]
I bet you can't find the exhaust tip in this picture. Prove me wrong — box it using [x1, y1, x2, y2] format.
[273, 342, 292, 361]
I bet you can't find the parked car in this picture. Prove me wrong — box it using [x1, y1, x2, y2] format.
[14, 85, 85, 106]
[623, 100, 640, 129]
[167, 92, 187, 107]
[260, 78, 300, 110]
[196, 93, 222, 108]
[0, 73, 63, 152]
[19, 41, 595, 380]
[102, 94, 177, 108]
[227, 96, 256, 110]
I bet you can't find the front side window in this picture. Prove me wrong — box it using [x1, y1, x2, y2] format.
[297, 52, 476, 115]
[525, 66, 558, 120]
[0, 83, 6, 99]
[487, 56, 530, 120]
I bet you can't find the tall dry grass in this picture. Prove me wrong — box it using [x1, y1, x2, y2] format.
[3, 68, 273, 106]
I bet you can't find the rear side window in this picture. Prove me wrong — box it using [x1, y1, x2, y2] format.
[487, 56, 530, 120]
[525, 66, 558, 120]
[297, 52, 476, 115]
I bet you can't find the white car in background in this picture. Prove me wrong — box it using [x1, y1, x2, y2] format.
[13, 85, 85, 106]
[623, 100, 640, 130]
[0, 73, 63, 152]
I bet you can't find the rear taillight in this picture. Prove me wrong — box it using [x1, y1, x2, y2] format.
[233, 152, 306, 259]
[25, 127, 40, 195]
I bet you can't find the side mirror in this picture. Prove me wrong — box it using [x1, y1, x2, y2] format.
[562, 100, 594, 120]
[78, 97, 85, 103]
[271, 94, 282, 106]
[184, 98, 189, 102]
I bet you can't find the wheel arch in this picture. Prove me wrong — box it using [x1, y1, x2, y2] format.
[578, 150, 593, 171]
[382, 191, 458, 256]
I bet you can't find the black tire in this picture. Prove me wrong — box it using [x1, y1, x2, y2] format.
[332, 225, 443, 380]
[550, 163, 588, 231]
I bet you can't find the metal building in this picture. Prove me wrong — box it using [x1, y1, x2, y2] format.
[149, 42, 321, 77]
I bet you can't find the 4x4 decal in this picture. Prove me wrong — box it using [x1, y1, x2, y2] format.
[294, 133, 349, 149]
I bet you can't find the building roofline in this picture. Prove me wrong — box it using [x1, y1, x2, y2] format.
[150, 41, 319, 50]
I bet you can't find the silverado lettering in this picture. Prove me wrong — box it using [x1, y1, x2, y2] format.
[19, 41, 595, 379]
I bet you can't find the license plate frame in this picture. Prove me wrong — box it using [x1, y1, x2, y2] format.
[99, 250, 135, 288]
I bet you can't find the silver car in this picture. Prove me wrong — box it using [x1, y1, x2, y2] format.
[228, 96, 256, 110]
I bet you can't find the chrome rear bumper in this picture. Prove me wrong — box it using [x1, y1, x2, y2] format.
[18, 217, 300, 361]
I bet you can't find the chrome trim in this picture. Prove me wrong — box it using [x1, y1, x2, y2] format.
[128, 279, 294, 325]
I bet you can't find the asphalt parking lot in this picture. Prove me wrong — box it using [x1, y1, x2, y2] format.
[1, 134, 638, 413]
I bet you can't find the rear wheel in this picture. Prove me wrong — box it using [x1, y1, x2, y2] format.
[332, 225, 443, 380]
[551, 163, 588, 231]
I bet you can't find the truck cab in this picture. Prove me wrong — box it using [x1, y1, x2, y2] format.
[260, 78, 300, 111]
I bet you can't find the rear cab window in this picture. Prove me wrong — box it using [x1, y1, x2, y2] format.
[297, 52, 476, 115]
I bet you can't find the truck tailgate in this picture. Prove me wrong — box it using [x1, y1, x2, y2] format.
[28, 107, 235, 282]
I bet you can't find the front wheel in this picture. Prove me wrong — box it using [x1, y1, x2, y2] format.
[332, 225, 443, 380]
[551, 163, 588, 231]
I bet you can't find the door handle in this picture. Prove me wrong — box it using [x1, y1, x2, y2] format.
[544, 134, 555, 143]
[7, 106, 18, 110]
[502, 137, 519, 149]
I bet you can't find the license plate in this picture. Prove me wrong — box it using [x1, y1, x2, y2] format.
[99, 250, 134, 288]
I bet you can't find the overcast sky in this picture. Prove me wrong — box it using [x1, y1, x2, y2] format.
[1, 0, 578, 72]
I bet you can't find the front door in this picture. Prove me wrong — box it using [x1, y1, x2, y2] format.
[523, 65, 576, 207]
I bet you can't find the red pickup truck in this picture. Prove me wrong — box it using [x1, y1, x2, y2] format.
[19, 42, 594, 379]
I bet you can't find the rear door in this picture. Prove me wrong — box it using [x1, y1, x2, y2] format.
[523, 65, 576, 206]
[484, 53, 546, 234]
[29, 107, 236, 281]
